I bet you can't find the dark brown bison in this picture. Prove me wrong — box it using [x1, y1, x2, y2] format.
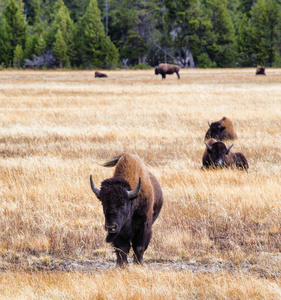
[202, 138, 249, 170]
[205, 117, 237, 141]
[90, 154, 163, 266]
[95, 71, 108, 78]
[256, 66, 266, 75]
[155, 63, 180, 79]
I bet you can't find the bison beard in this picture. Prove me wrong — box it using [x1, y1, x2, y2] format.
[90, 154, 163, 266]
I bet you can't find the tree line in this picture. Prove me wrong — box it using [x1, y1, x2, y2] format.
[0, 0, 280, 69]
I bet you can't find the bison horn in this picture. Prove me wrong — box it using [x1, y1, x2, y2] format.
[128, 177, 141, 199]
[227, 144, 234, 151]
[208, 121, 211, 127]
[90, 175, 101, 199]
[205, 142, 212, 150]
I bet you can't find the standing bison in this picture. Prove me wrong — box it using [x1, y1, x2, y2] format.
[90, 154, 163, 266]
[95, 71, 108, 78]
[256, 66, 266, 75]
[155, 63, 180, 79]
[205, 117, 237, 141]
[202, 138, 249, 170]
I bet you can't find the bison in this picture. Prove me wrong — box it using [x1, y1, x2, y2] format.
[155, 63, 180, 79]
[256, 66, 266, 75]
[95, 71, 108, 78]
[202, 138, 249, 170]
[205, 117, 237, 141]
[90, 154, 163, 266]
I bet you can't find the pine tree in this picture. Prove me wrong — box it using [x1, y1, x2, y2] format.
[250, 0, 270, 65]
[236, 14, 255, 66]
[0, 0, 27, 67]
[35, 34, 46, 56]
[1, 0, 27, 48]
[53, 29, 67, 68]
[205, 0, 236, 67]
[13, 44, 24, 68]
[75, 0, 118, 68]
[47, 0, 74, 63]
[0, 17, 12, 67]
[108, 0, 162, 66]
[164, 0, 212, 67]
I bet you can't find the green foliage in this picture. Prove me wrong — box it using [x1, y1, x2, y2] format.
[1, 0, 281, 68]
[35, 34, 46, 56]
[74, 0, 118, 68]
[53, 29, 67, 68]
[0, 0, 27, 67]
[0, 17, 12, 67]
[236, 14, 254, 66]
[131, 63, 151, 70]
[197, 53, 217, 68]
[13, 44, 24, 68]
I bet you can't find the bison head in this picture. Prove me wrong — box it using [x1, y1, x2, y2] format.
[208, 121, 226, 140]
[205, 142, 234, 167]
[155, 67, 159, 75]
[90, 175, 141, 242]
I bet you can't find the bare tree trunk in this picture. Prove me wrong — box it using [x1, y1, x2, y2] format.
[153, 42, 183, 67]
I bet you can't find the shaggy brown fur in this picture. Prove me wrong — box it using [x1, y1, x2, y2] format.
[95, 71, 108, 78]
[155, 63, 180, 79]
[202, 139, 248, 170]
[90, 154, 163, 266]
[205, 117, 237, 140]
[256, 66, 266, 75]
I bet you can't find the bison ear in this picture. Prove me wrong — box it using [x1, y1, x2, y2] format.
[127, 177, 141, 200]
[90, 175, 101, 200]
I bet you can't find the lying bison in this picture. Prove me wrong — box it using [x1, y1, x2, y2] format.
[202, 138, 249, 170]
[90, 154, 163, 266]
[256, 66, 266, 75]
[205, 117, 237, 141]
[155, 63, 180, 79]
[95, 71, 108, 78]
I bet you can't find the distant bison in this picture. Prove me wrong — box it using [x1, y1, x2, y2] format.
[202, 138, 249, 170]
[256, 66, 266, 75]
[155, 63, 180, 79]
[95, 71, 108, 78]
[205, 117, 237, 141]
[90, 154, 163, 266]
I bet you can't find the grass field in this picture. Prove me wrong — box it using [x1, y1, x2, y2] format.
[0, 68, 281, 298]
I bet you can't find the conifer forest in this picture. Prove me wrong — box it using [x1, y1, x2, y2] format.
[0, 0, 281, 69]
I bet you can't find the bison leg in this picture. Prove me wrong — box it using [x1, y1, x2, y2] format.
[132, 228, 152, 264]
[176, 71, 180, 79]
[161, 73, 166, 79]
[113, 238, 131, 266]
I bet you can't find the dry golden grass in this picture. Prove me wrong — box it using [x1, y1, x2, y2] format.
[0, 68, 281, 298]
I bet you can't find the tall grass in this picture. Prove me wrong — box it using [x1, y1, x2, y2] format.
[0, 69, 281, 298]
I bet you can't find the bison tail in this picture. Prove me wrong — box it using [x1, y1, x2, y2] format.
[102, 155, 123, 167]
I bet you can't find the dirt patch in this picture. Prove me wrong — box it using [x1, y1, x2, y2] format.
[1, 254, 280, 279]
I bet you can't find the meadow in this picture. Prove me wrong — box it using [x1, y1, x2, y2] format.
[0, 68, 281, 298]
